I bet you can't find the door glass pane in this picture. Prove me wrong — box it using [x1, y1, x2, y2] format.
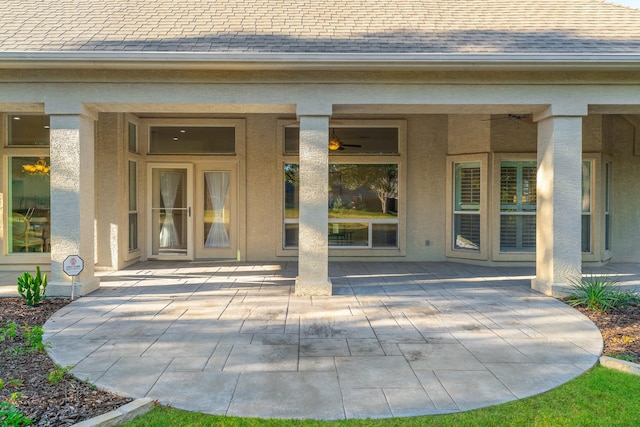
[8, 157, 51, 253]
[204, 171, 230, 248]
[151, 168, 188, 256]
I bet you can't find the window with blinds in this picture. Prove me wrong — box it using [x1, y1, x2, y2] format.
[453, 162, 481, 251]
[500, 161, 537, 252]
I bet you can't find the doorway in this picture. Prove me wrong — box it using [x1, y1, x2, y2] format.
[148, 163, 238, 260]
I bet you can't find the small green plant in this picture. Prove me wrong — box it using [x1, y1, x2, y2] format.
[0, 322, 17, 342]
[566, 274, 638, 312]
[21, 326, 48, 353]
[47, 365, 72, 385]
[8, 392, 23, 404]
[0, 401, 32, 427]
[17, 266, 47, 307]
[609, 354, 636, 362]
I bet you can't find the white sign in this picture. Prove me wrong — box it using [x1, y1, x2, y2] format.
[63, 255, 84, 277]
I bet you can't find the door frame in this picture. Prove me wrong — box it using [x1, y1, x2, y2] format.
[195, 162, 240, 260]
[147, 162, 194, 260]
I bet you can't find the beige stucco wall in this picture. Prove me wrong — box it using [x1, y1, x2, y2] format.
[245, 114, 283, 261]
[95, 113, 123, 269]
[405, 114, 448, 261]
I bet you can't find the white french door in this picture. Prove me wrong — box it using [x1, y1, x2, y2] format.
[148, 164, 193, 259]
[148, 162, 237, 260]
[195, 163, 238, 259]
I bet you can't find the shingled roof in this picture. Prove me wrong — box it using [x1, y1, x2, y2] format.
[1, 0, 640, 54]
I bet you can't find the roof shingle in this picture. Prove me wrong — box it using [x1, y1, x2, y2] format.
[1, 0, 640, 54]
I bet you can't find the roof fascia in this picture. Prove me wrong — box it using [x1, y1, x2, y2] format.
[1, 52, 640, 71]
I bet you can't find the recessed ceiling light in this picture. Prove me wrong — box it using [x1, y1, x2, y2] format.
[180, 129, 186, 133]
[13, 116, 21, 120]
[173, 137, 179, 141]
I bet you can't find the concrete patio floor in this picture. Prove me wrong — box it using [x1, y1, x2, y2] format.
[28, 261, 633, 420]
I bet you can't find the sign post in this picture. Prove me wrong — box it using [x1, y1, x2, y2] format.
[63, 255, 84, 300]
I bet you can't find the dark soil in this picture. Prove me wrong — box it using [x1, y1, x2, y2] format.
[0, 296, 638, 426]
[0, 298, 132, 426]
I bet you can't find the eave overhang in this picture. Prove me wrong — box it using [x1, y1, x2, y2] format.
[1, 52, 640, 71]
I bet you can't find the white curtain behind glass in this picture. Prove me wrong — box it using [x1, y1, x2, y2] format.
[159, 172, 181, 247]
[204, 171, 230, 248]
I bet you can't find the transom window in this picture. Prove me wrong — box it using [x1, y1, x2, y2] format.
[149, 126, 235, 154]
[284, 127, 399, 155]
[8, 115, 50, 146]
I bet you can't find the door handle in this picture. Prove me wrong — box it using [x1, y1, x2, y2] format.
[188, 207, 191, 217]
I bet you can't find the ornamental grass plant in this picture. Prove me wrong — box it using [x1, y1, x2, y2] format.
[566, 274, 639, 312]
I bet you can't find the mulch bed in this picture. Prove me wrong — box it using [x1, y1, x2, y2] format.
[0, 296, 638, 426]
[1, 298, 132, 426]
[576, 303, 640, 363]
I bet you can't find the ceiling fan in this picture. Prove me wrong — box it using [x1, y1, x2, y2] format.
[328, 129, 362, 151]
[484, 114, 534, 125]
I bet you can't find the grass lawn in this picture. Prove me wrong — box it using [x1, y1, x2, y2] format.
[123, 365, 640, 426]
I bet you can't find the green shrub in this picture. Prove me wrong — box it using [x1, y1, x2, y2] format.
[0, 322, 17, 342]
[47, 365, 72, 385]
[21, 326, 48, 353]
[0, 401, 32, 427]
[566, 274, 638, 312]
[17, 267, 47, 307]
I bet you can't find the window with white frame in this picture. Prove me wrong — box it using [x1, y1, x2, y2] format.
[128, 160, 138, 251]
[499, 161, 537, 252]
[128, 122, 138, 153]
[6, 114, 51, 254]
[605, 161, 612, 251]
[453, 162, 481, 251]
[499, 160, 593, 253]
[283, 163, 399, 248]
[582, 161, 592, 253]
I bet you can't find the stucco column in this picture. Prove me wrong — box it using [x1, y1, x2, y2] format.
[295, 114, 332, 296]
[46, 107, 100, 297]
[532, 110, 584, 297]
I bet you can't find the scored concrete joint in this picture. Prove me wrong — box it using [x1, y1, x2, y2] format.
[599, 356, 640, 376]
[70, 398, 155, 427]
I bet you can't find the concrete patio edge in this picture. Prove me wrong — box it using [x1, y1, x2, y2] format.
[70, 398, 155, 427]
[599, 356, 640, 376]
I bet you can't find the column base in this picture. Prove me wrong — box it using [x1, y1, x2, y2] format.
[295, 277, 332, 296]
[531, 278, 572, 298]
[46, 277, 100, 298]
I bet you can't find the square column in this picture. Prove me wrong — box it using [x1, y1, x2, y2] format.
[295, 115, 332, 296]
[532, 114, 583, 296]
[47, 110, 100, 297]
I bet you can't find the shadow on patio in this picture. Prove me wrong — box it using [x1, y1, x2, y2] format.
[34, 261, 625, 419]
